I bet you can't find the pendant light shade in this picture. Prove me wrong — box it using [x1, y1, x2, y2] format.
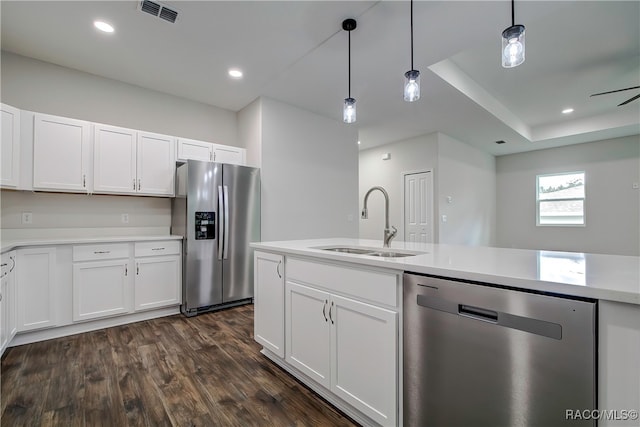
[404, 0, 420, 102]
[502, 0, 525, 68]
[342, 19, 357, 124]
[343, 97, 356, 123]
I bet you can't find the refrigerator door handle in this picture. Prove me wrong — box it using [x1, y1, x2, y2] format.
[223, 185, 230, 259]
[217, 185, 224, 260]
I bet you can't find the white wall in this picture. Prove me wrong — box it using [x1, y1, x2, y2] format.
[359, 132, 496, 246]
[1, 51, 238, 146]
[496, 135, 640, 255]
[259, 97, 359, 241]
[0, 190, 170, 237]
[238, 98, 262, 168]
[359, 133, 439, 241]
[438, 133, 496, 245]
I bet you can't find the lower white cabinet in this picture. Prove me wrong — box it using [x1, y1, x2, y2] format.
[73, 259, 131, 322]
[16, 247, 57, 331]
[254, 251, 285, 357]
[1, 251, 18, 355]
[134, 253, 181, 311]
[72, 243, 132, 321]
[285, 280, 398, 426]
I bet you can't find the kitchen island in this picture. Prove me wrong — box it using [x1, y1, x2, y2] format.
[251, 238, 640, 427]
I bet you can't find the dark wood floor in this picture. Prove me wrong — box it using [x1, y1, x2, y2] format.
[1, 304, 358, 426]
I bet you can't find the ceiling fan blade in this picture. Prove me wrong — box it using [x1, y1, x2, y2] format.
[618, 93, 640, 106]
[590, 86, 640, 97]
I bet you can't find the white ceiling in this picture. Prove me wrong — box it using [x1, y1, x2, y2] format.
[1, 1, 639, 155]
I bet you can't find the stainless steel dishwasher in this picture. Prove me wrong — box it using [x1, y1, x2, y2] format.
[404, 273, 597, 427]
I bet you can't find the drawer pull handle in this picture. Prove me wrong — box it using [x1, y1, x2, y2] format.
[329, 301, 334, 324]
[94, 251, 111, 254]
[125, 265, 128, 276]
[322, 300, 328, 322]
[133, 179, 136, 190]
[0, 263, 7, 267]
[276, 260, 282, 278]
[136, 263, 139, 275]
[151, 247, 165, 251]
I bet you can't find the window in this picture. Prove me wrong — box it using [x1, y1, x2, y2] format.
[537, 172, 585, 226]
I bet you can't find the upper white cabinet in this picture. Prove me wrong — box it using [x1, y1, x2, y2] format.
[254, 251, 285, 358]
[1, 103, 21, 188]
[177, 137, 213, 162]
[177, 137, 245, 165]
[93, 124, 174, 196]
[33, 113, 91, 193]
[212, 143, 245, 165]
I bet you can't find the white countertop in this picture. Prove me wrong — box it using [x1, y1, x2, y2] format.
[1, 234, 183, 253]
[251, 238, 640, 305]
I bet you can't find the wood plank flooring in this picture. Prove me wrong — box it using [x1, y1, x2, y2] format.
[1, 304, 358, 426]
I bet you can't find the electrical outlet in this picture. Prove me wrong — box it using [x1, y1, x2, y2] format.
[441, 214, 448, 223]
[22, 212, 33, 224]
[121, 213, 129, 224]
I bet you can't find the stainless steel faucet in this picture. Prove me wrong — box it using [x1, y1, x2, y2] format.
[361, 186, 397, 248]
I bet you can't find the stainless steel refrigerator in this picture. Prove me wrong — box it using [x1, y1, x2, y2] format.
[171, 160, 260, 316]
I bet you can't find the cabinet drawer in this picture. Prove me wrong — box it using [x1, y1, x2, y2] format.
[135, 240, 181, 257]
[286, 257, 399, 307]
[73, 243, 129, 262]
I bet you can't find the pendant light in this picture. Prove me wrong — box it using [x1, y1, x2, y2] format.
[342, 18, 357, 124]
[502, 0, 525, 68]
[404, 0, 420, 102]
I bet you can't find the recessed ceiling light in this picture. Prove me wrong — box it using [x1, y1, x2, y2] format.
[562, 108, 574, 114]
[94, 20, 114, 33]
[357, 140, 361, 145]
[228, 69, 243, 79]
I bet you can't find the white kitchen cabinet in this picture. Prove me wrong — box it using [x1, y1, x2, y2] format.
[93, 124, 174, 196]
[16, 247, 57, 331]
[1, 251, 18, 355]
[93, 124, 137, 194]
[72, 243, 132, 322]
[1, 103, 21, 188]
[254, 251, 285, 358]
[285, 279, 398, 426]
[176, 137, 213, 162]
[33, 113, 91, 193]
[134, 241, 181, 311]
[212, 144, 245, 165]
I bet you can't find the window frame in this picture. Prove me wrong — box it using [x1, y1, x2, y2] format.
[536, 171, 586, 227]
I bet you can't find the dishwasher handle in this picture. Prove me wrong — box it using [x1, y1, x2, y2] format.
[459, 304, 498, 323]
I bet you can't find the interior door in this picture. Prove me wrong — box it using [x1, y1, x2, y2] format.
[404, 171, 433, 243]
[221, 164, 260, 302]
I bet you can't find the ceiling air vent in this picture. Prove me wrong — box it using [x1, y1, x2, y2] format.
[139, 0, 178, 24]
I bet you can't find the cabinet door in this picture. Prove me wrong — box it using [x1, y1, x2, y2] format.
[137, 132, 175, 196]
[176, 138, 213, 162]
[93, 124, 137, 194]
[134, 255, 181, 311]
[7, 252, 17, 342]
[213, 144, 245, 165]
[0, 253, 8, 354]
[16, 247, 57, 331]
[1, 103, 21, 188]
[73, 260, 131, 322]
[33, 113, 90, 192]
[330, 294, 398, 426]
[254, 252, 285, 357]
[285, 281, 331, 388]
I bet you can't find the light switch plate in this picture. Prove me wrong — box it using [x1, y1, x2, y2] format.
[121, 213, 129, 224]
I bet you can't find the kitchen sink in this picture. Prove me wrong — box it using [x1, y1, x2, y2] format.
[317, 246, 424, 258]
[321, 247, 375, 255]
[367, 251, 416, 258]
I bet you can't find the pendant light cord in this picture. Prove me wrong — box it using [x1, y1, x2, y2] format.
[511, 0, 515, 26]
[348, 30, 351, 98]
[410, 0, 414, 70]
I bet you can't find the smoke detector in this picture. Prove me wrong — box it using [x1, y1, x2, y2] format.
[138, 0, 178, 24]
